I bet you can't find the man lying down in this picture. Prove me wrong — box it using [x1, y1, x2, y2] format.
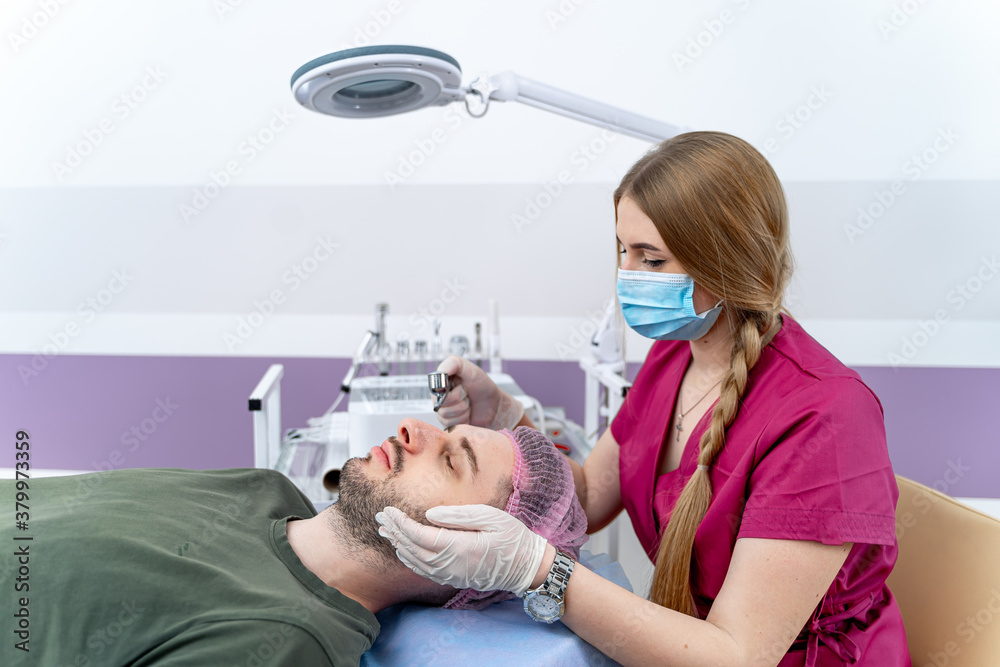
[2, 420, 586, 666]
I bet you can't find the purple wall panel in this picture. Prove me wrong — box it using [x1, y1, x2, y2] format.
[855, 366, 1000, 499]
[2, 354, 997, 498]
[1, 354, 350, 472]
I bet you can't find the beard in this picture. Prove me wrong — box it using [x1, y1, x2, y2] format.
[326, 437, 429, 567]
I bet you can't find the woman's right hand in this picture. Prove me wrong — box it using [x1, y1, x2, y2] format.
[434, 355, 524, 430]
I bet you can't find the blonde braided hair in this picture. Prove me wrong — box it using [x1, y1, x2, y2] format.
[614, 131, 793, 616]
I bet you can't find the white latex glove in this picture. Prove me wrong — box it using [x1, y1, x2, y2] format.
[434, 355, 524, 430]
[375, 504, 546, 596]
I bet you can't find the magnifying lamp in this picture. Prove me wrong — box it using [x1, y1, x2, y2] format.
[290, 45, 685, 142]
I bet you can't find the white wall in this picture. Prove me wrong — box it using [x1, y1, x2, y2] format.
[1, 0, 998, 365]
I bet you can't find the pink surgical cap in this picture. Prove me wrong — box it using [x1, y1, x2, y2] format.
[444, 427, 589, 610]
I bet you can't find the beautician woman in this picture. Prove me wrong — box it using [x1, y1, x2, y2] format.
[376, 132, 910, 666]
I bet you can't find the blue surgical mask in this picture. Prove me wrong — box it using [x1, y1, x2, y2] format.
[617, 268, 723, 341]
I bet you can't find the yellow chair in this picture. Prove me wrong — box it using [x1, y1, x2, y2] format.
[887, 475, 1000, 666]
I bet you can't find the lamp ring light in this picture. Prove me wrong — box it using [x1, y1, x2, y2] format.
[290, 45, 464, 119]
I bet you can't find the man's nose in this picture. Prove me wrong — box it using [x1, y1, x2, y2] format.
[396, 418, 442, 455]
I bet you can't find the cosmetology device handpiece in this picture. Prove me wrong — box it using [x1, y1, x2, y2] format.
[427, 372, 450, 412]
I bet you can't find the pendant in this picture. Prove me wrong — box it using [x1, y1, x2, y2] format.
[675, 418, 683, 442]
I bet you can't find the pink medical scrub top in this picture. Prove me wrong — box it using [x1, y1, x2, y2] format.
[611, 316, 910, 666]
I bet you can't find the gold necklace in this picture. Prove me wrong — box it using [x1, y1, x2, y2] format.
[675, 378, 723, 442]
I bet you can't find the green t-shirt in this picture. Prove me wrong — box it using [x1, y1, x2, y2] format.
[1, 468, 379, 666]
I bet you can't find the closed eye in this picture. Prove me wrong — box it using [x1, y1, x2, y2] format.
[619, 245, 666, 269]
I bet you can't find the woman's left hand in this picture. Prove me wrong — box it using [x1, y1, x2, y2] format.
[376, 504, 549, 595]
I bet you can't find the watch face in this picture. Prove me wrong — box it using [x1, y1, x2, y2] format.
[527, 594, 561, 622]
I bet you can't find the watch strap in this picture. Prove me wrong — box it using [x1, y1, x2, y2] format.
[542, 549, 575, 601]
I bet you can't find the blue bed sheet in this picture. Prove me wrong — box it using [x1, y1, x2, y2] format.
[361, 551, 630, 666]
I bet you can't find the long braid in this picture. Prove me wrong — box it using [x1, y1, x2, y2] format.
[648, 312, 774, 615]
[613, 131, 791, 616]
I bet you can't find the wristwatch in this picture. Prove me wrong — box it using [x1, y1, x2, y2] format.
[522, 549, 575, 623]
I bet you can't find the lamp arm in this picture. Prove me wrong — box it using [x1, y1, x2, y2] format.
[482, 71, 688, 143]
